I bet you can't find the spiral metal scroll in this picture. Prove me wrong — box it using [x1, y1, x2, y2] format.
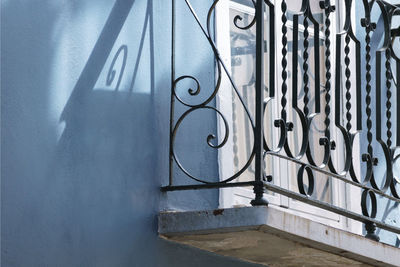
[170, 0, 268, 184]
[233, 0, 257, 30]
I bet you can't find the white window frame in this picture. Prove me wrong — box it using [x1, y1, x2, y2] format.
[216, 0, 362, 234]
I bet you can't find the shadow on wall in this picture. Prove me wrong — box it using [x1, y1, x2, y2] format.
[41, 0, 160, 265]
[2, 0, 158, 266]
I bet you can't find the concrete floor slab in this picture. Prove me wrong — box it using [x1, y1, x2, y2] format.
[159, 206, 400, 266]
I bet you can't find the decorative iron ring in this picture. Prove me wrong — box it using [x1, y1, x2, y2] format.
[283, 107, 309, 160]
[389, 148, 400, 198]
[305, 114, 331, 169]
[361, 189, 377, 219]
[297, 165, 315, 197]
[263, 98, 287, 153]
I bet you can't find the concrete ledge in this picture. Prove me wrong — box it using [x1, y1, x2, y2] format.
[159, 207, 400, 266]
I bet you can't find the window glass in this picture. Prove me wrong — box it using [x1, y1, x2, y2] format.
[229, 2, 277, 196]
[228, 0, 333, 204]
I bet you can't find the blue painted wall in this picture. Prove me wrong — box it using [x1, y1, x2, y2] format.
[1, 0, 261, 266]
[3, 0, 399, 265]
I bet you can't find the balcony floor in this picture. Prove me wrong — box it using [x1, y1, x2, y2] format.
[158, 206, 399, 267]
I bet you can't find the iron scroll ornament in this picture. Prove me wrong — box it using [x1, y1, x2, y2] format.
[170, 0, 261, 184]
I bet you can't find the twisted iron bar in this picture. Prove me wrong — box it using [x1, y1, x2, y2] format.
[321, 1, 334, 141]
[361, 15, 375, 160]
[385, 49, 393, 148]
[302, 17, 310, 117]
[344, 34, 352, 132]
[280, 0, 288, 121]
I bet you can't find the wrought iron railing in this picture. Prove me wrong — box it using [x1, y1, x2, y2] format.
[161, 0, 400, 243]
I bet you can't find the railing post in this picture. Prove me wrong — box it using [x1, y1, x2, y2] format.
[251, 0, 268, 206]
[365, 222, 380, 242]
[169, 0, 176, 187]
[360, 11, 379, 241]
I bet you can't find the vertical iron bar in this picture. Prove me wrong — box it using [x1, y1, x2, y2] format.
[322, 2, 333, 137]
[356, 42, 362, 131]
[280, 0, 288, 121]
[334, 34, 341, 127]
[344, 34, 352, 132]
[314, 19, 321, 113]
[292, 15, 299, 108]
[397, 60, 400, 146]
[385, 49, 392, 147]
[362, 51, 381, 242]
[169, 0, 176, 186]
[268, 2, 275, 98]
[365, 22, 374, 157]
[251, 0, 268, 206]
[376, 52, 382, 141]
[303, 17, 310, 116]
